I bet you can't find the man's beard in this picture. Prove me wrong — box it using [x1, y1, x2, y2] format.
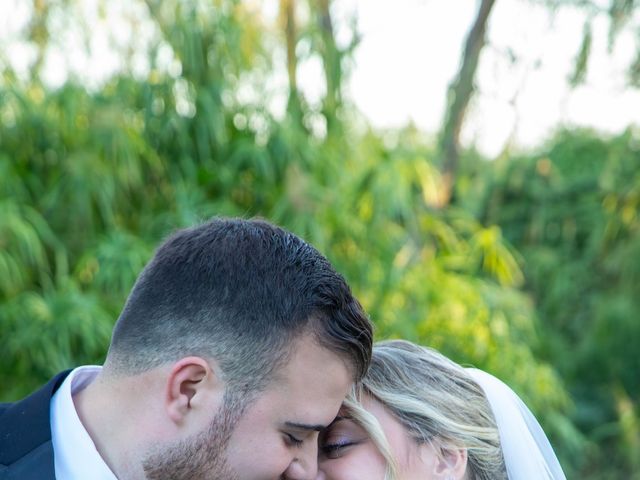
[142, 390, 247, 480]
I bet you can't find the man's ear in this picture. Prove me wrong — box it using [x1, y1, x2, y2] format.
[430, 446, 467, 480]
[165, 356, 222, 424]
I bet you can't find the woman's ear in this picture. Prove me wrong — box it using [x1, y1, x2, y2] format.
[430, 446, 467, 480]
[164, 356, 222, 424]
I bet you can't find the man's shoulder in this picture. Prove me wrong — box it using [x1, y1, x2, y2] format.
[0, 441, 56, 480]
[0, 370, 72, 478]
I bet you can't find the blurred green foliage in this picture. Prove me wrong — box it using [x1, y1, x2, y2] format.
[469, 128, 640, 477]
[1, 1, 638, 478]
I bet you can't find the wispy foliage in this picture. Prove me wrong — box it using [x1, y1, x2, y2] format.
[2, 1, 638, 477]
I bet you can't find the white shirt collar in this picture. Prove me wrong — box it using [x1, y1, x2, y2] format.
[50, 366, 118, 480]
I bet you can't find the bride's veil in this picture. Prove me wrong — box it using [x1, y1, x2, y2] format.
[466, 368, 567, 480]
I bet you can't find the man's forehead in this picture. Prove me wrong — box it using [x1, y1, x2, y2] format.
[249, 335, 353, 427]
[274, 336, 353, 381]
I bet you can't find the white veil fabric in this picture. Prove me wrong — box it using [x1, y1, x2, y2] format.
[466, 368, 567, 480]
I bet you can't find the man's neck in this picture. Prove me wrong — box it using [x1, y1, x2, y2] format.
[73, 374, 145, 480]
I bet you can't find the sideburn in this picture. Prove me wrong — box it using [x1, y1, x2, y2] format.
[142, 389, 249, 480]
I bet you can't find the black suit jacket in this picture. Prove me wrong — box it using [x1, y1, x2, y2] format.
[0, 371, 72, 480]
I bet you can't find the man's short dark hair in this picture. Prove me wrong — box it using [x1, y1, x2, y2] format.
[105, 217, 372, 392]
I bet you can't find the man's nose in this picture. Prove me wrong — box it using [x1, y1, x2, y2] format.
[284, 442, 319, 479]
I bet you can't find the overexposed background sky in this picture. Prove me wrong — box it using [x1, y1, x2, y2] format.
[2, 0, 639, 156]
[337, 1, 640, 155]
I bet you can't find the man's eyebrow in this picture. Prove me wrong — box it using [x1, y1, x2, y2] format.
[284, 421, 327, 432]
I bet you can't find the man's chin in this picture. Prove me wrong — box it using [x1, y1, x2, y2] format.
[142, 444, 238, 480]
[142, 417, 239, 480]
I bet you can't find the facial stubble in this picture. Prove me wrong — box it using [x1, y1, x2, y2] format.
[142, 390, 246, 480]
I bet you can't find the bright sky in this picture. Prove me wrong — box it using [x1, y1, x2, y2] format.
[2, 0, 639, 156]
[337, 0, 640, 155]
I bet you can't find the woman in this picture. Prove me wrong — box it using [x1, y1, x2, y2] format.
[317, 340, 566, 480]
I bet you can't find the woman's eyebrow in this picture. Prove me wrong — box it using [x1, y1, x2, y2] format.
[325, 416, 349, 428]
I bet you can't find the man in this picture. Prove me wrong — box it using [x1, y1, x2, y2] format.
[0, 217, 373, 480]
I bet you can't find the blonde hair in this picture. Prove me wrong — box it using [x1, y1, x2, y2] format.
[347, 340, 507, 480]
[341, 396, 398, 480]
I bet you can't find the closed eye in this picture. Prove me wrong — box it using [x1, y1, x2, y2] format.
[320, 440, 362, 459]
[284, 432, 304, 447]
[321, 441, 352, 453]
